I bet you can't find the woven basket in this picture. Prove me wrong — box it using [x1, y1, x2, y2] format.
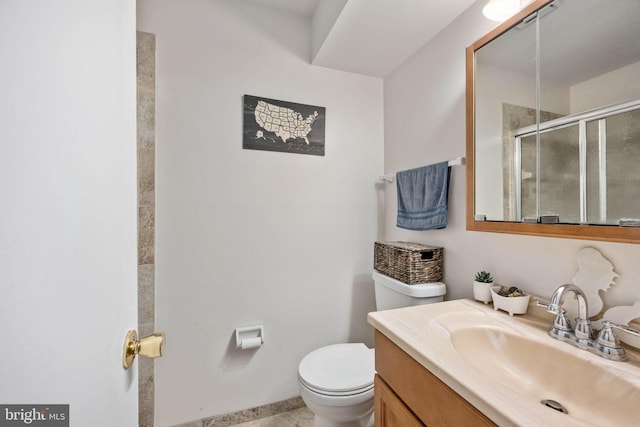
[374, 241, 443, 284]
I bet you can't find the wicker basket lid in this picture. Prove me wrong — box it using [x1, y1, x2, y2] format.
[376, 241, 441, 250]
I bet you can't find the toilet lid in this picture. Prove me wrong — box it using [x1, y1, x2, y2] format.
[298, 343, 374, 394]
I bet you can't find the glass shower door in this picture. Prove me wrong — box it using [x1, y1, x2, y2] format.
[586, 108, 640, 224]
[518, 124, 580, 222]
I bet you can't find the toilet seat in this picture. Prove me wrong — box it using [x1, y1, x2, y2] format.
[298, 343, 374, 397]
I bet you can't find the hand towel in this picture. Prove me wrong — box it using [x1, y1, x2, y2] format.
[396, 161, 451, 230]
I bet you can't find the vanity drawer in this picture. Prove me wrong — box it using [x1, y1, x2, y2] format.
[375, 330, 496, 427]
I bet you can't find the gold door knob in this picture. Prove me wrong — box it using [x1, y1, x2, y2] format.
[122, 330, 165, 369]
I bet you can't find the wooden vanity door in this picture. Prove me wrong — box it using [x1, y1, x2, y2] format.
[374, 375, 425, 427]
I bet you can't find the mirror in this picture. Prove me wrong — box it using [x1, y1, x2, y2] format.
[467, 0, 640, 243]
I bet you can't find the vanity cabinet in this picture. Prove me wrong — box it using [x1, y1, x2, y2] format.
[374, 331, 496, 427]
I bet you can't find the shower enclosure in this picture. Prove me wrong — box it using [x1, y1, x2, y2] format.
[513, 99, 640, 225]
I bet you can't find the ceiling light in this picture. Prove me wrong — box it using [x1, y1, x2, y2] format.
[482, 0, 521, 22]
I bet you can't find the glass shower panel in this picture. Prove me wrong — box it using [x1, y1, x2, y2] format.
[519, 127, 580, 222]
[604, 109, 640, 221]
[538, 125, 580, 222]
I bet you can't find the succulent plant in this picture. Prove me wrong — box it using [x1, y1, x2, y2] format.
[474, 271, 493, 283]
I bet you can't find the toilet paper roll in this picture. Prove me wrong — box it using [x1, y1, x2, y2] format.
[240, 337, 262, 350]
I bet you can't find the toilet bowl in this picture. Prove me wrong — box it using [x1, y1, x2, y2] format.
[298, 343, 375, 427]
[298, 271, 446, 427]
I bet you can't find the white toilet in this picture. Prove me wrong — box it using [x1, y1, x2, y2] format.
[297, 271, 446, 427]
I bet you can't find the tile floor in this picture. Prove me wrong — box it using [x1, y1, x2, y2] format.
[227, 407, 314, 427]
[173, 397, 314, 427]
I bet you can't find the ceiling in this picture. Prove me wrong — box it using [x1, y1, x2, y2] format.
[245, 0, 479, 77]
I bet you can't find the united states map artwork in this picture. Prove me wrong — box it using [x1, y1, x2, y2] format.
[243, 95, 326, 156]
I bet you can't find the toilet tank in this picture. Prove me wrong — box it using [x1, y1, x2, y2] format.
[372, 270, 445, 311]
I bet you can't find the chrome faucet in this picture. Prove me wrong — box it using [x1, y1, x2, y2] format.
[537, 284, 640, 361]
[545, 283, 592, 343]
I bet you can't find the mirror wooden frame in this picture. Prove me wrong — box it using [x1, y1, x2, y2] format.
[466, 0, 640, 244]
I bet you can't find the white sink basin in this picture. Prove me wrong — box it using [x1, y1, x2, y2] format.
[368, 299, 640, 427]
[451, 325, 640, 427]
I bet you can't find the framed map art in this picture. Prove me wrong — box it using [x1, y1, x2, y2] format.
[243, 94, 326, 156]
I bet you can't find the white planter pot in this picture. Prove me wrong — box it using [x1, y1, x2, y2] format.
[490, 286, 530, 316]
[473, 280, 494, 304]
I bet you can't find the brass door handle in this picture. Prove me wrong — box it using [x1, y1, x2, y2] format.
[122, 330, 165, 369]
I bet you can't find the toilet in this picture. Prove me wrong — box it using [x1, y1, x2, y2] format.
[297, 271, 446, 427]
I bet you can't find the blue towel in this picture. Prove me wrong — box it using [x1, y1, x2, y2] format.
[396, 161, 451, 230]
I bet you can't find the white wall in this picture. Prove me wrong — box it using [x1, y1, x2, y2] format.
[136, 1, 383, 425]
[0, 0, 138, 425]
[570, 60, 640, 113]
[383, 0, 640, 305]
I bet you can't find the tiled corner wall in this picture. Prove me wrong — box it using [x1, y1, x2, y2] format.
[137, 31, 156, 427]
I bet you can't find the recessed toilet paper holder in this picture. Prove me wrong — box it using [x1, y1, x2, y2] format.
[235, 325, 264, 350]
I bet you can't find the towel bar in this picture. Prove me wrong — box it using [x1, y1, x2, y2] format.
[378, 156, 465, 183]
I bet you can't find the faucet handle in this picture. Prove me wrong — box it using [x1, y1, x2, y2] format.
[602, 320, 640, 338]
[552, 308, 572, 332]
[536, 300, 571, 330]
[547, 308, 575, 341]
[536, 300, 550, 309]
[536, 298, 561, 315]
[596, 321, 628, 361]
[597, 322, 622, 347]
[536, 300, 554, 313]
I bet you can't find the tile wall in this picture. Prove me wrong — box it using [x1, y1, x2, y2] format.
[137, 30, 156, 427]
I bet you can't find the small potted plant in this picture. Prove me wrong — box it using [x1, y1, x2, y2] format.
[473, 271, 494, 304]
